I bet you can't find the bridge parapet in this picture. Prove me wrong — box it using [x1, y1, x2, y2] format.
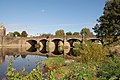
[66, 35, 82, 41]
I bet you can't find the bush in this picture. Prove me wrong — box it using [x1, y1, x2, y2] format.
[43, 57, 65, 71]
[97, 55, 120, 80]
[63, 62, 94, 80]
[76, 40, 109, 63]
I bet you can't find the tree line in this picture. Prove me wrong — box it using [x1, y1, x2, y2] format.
[41, 28, 93, 37]
[5, 0, 120, 46]
[7, 31, 28, 37]
[6, 28, 93, 38]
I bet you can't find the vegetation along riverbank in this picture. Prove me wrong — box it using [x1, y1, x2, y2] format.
[1, 0, 120, 80]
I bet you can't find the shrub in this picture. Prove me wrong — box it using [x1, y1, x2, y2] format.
[63, 62, 94, 80]
[97, 55, 120, 80]
[76, 40, 109, 63]
[43, 57, 65, 71]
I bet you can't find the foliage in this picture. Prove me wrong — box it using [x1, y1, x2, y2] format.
[6, 60, 43, 80]
[5, 52, 120, 80]
[93, 0, 120, 45]
[97, 55, 120, 80]
[41, 33, 53, 38]
[80, 28, 93, 37]
[63, 62, 94, 80]
[7, 32, 14, 37]
[21, 31, 28, 37]
[49, 69, 55, 80]
[46, 41, 49, 52]
[66, 31, 72, 35]
[73, 41, 81, 48]
[58, 41, 64, 53]
[54, 66, 69, 80]
[76, 40, 109, 62]
[13, 31, 21, 37]
[73, 32, 79, 35]
[43, 57, 65, 71]
[55, 29, 65, 36]
[43, 57, 69, 80]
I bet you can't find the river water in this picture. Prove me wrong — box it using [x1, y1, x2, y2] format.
[0, 46, 75, 79]
[0, 48, 48, 79]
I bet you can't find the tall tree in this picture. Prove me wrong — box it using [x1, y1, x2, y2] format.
[93, 0, 120, 45]
[55, 29, 65, 36]
[21, 31, 28, 37]
[80, 28, 93, 37]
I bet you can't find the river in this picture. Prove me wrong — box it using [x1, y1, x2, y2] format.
[0, 48, 48, 79]
[0, 46, 75, 79]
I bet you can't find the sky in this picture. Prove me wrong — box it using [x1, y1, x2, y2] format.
[0, 0, 107, 35]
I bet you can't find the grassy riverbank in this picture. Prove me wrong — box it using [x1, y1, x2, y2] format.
[4, 41, 120, 80]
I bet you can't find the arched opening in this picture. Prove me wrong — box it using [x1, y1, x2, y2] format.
[67, 39, 81, 56]
[67, 39, 81, 48]
[39, 39, 48, 53]
[26, 40, 37, 52]
[27, 40, 37, 46]
[52, 39, 64, 55]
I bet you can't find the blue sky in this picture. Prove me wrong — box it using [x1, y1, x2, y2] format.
[0, 0, 106, 35]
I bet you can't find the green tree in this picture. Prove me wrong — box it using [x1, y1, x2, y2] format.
[73, 32, 79, 35]
[80, 28, 93, 37]
[21, 31, 28, 37]
[41, 33, 53, 38]
[93, 0, 120, 45]
[66, 32, 72, 35]
[13, 31, 21, 37]
[7, 32, 14, 37]
[55, 29, 65, 36]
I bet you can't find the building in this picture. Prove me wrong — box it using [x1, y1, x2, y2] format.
[0, 25, 6, 36]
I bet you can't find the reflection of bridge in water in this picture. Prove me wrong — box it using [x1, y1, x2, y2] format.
[0, 35, 100, 56]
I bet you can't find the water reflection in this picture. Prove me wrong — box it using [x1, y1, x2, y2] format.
[0, 44, 77, 79]
[0, 47, 47, 79]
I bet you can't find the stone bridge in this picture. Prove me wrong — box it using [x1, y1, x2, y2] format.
[0, 35, 100, 55]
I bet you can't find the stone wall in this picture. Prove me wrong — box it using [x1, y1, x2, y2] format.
[1, 37, 21, 47]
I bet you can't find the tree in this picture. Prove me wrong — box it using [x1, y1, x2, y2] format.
[80, 28, 93, 37]
[21, 31, 28, 37]
[7, 32, 14, 37]
[55, 29, 65, 36]
[93, 0, 120, 45]
[73, 32, 79, 35]
[13, 31, 21, 37]
[66, 32, 72, 35]
[41, 33, 53, 38]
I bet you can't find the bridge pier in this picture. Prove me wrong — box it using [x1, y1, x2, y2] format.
[48, 38, 55, 53]
[63, 39, 70, 56]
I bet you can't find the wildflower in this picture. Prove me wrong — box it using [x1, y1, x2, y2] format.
[33, 69, 36, 71]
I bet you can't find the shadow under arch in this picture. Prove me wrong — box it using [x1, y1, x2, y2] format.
[26, 40, 37, 52]
[39, 39, 48, 53]
[67, 39, 82, 48]
[52, 39, 64, 55]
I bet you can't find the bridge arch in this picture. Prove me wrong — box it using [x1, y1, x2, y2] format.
[39, 39, 48, 53]
[67, 38, 82, 47]
[26, 40, 37, 52]
[27, 40, 37, 46]
[52, 39, 64, 55]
